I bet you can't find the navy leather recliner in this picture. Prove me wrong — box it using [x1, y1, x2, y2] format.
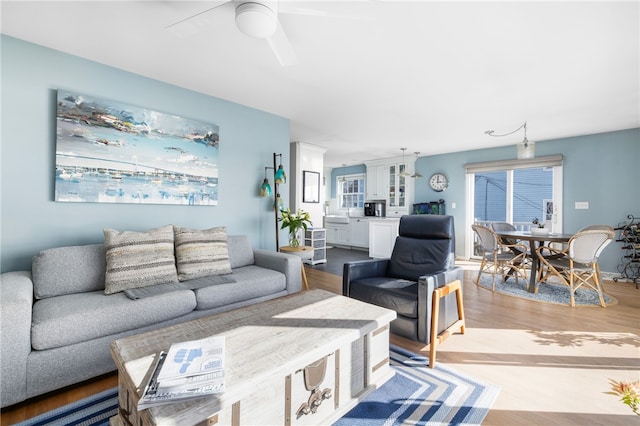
[343, 215, 463, 343]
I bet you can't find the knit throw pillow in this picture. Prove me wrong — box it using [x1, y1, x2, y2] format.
[103, 225, 178, 295]
[174, 226, 232, 281]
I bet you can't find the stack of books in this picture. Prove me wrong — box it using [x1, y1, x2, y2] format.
[138, 335, 225, 410]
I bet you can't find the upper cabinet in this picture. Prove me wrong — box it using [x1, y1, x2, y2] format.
[365, 156, 415, 217]
[365, 164, 388, 200]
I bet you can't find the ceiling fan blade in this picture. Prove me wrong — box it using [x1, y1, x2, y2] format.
[166, 1, 232, 38]
[267, 21, 298, 67]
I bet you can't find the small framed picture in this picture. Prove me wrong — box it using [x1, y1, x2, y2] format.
[303, 171, 320, 203]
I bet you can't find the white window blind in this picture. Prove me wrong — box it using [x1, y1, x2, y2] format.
[464, 155, 563, 173]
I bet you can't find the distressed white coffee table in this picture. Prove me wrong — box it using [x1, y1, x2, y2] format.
[109, 289, 396, 426]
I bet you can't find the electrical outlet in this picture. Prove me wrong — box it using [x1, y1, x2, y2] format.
[451, 202, 457, 209]
[575, 201, 589, 209]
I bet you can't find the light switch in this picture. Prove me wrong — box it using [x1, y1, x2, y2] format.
[575, 201, 589, 209]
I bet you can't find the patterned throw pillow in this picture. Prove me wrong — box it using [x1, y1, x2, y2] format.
[174, 226, 232, 281]
[103, 225, 178, 295]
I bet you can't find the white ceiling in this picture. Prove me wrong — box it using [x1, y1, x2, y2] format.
[2, 1, 638, 167]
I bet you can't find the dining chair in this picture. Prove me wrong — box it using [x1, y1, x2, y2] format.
[472, 224, 529, 290]
[490, 222, 528, 255]
[536, 228, 615, 307]
[537, 225, 614, 282]
[579, 224, 615, 231]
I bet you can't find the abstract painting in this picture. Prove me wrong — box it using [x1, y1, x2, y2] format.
[55, 90, 220, 205]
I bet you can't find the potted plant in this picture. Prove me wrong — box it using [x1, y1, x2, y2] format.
[608, 379, 640, 416]
[279, 208, 313, 247]
[530, 218, 549, 235]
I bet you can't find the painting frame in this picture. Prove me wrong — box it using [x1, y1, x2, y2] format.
[303, 170, 320, 203]
[54, 90, 220, 206]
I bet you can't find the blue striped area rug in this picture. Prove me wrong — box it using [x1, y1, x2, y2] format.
[333, 345, 499, 426]
[17, 346, 498, 426]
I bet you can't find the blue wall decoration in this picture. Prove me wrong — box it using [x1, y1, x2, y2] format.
[55, 90, 220, 205]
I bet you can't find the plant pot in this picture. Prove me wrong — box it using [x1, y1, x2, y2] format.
[530, 227, 549, 236]
[289, 229, 303, 247]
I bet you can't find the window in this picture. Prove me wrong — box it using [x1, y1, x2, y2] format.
[337, 174, 365, 211]
[465, 155, 563, 258]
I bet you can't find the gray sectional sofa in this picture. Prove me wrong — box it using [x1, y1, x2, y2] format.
[0, 234, 302, 408]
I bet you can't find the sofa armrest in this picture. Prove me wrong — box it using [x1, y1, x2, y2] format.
[1, 271, 33, 407]
[342, 259, 390, 297]
[416, 266, 464, 343]
[253, 249, 302, 294]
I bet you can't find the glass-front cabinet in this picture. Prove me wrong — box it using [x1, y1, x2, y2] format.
[388, 164, 407, 209]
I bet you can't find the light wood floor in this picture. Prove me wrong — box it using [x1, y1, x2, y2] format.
[2, 266, 639, 425]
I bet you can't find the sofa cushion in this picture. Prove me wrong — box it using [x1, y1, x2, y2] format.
[103, 225, 178, 295]
[32, 244, 106, 299]
[124, 274, 236, 299]
[31, 290, 196, 350]
[174, 226, 232, 281]
[194, 265, 285, 310]
[227, 235, 255, 268]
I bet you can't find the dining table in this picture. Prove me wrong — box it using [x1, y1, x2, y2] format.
[494, 230, 574, 293]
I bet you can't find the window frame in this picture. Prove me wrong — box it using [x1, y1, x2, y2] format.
[337, 173, 366, 214]
[464, 155, 564, 259]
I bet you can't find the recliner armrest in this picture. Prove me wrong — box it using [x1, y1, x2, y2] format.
[417, 266, 464, 343]
[343, 259, 389, 296]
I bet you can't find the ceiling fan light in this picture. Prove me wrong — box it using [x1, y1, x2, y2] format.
[235, 2, 277, 39]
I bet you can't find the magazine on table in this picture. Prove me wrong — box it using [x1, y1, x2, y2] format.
[138, 335, 225, 410]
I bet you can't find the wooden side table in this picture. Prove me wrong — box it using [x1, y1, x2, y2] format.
[279, 245, 314, 290]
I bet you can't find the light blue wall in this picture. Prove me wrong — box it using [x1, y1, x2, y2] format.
[1, 36, 290, 272]
[414, 128, 640, 274]
[330, 164, 366, 198]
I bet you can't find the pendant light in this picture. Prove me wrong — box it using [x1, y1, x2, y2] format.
[274, 157, 286, 184]
[411, 152, 423, 178]
[260, 167, 272, 197]
[399, 148, 411, 177]
[338, 163, 347, 182]
[485, 121, 535, 160]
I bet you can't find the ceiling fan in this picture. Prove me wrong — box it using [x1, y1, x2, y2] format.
[166, 0, 372, 67]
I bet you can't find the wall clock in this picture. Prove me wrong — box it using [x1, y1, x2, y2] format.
[429, 173, 449, 192]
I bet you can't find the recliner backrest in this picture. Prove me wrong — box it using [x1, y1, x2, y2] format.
[387, 215, 456, 281]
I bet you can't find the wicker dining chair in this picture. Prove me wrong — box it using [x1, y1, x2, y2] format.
[472, 224, 529, 290]
[536, 228, 615, 307]
[490, 222, 528, 255]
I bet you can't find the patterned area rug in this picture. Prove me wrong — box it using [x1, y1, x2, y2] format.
[477, 273, 617, 307]
[16, 346, 499, 426]
[334, 345, 499, 426]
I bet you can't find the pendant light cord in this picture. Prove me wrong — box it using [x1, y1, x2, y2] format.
[485, 122, 527, 138]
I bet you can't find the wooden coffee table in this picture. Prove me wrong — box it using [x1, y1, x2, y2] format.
[109, 289, 396, 426]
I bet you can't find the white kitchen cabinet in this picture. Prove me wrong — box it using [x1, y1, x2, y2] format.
[368, 219, 400, 258]
[365, 157, 414, 217]
[349, 218, 370, 248]
[326, 223, 350, 246]
[366, 165, 388, 200]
